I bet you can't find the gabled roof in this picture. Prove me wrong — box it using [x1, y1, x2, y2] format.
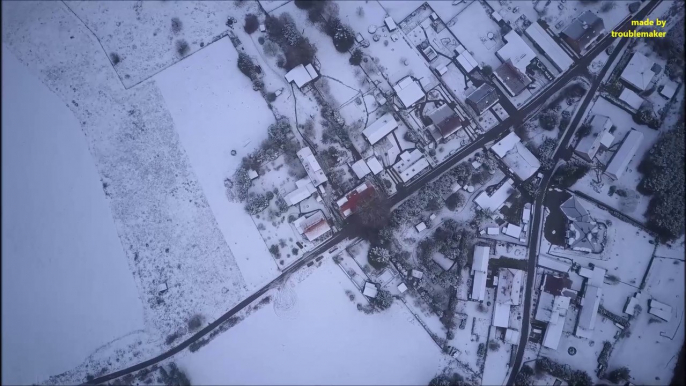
[297, 147, 327, 186]
[336, 182, 376, 217]
[496, 31, 536, 72]
[619, 88, 644, 110]
[285, 63, 319, 88]
[561, 11, 605, 53]
[466, 84, 499, 114]
[350, 159, 371, 179]
[524, 22, 574, 72]
[472, 245, 490, 273]
[605, 129, 644, 180]
[362, 113, 399, 145]
[560, 196, 591, 222]
[494, 60, 532, 96]
[394, 77, 425, 108]
[575, 115, 613, 161]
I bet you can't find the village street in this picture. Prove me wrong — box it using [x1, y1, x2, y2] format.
[88, 1, 661, 383]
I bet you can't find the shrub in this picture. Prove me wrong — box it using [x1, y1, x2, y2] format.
[368, 247, 391, 269]
[244, 193, 268, 215]
[269, 244, 280, 257]
[265, 191, 275, 200]
[326, 18, 355, 52]
[538, 109, 559, 131]
[552, 160, 590, 188]
[446, 192, 465, 211]
[349, 48, 363, 65]
[292, 248, 299, 255]
[607, 367, 630, 383]
[187, 314, 203, 331]
[171, 17, 182, 34]
[258, 36, 265, 45]
[175, 39, 190, 56]
[294, 0, 315, 9]
[370, 288, 393, 310]
[244, 13, 259, 34]
[482, 65, 493, 77]
[266, 92, 277, 102]
[488, 340, 501, 351]
[576, 124, 592, 138]
[110, 52, 121, 65]
[237, 52, 258, 80]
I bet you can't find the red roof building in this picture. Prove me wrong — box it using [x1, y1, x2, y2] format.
[336, 182, 376, 217]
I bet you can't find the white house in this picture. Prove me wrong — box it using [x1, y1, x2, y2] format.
[470, 246, 490, 302]
[604, 129, 644, 180]
[474, 179, 514, 211]
[366, 156, 384, 175]
[392, 149, 430, 183]
[496, 30, 537, 73]
[297, 147, 327, 186]
[394, 77, 425, 108]
[619, 88, 645, 110]
[293, 211, 331, 242]
[362, 113, 398, 145]
[620, 52, 657, 91]
[350, 159, 371, 179]
[284, 178, 317, 206]
[490, 132, 540, 180]
[660, 80, 678, 99]
[285, 63, 319, 89]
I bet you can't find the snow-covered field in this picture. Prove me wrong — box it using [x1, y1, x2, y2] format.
[3, 2, 256, 381]
[65, 1, 232, 88]
[154, 37, 279, 291]
[447, 1, 504, 70]
[1, 46, 145, 385]
[177, 259, 450, 385]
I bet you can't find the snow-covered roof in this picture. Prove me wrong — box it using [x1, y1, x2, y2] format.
[474, 179, 513, 211]
[491, 132, 521, 158]
[579, 266, 606, 287]
[494, 60, 533, 97]
[660, 80, 678, 99]
[398, 158, 429, 183]
[415, 222, 427, 232]
[363, 282, 378, 298]
[293, 211, 331, 241]
[366, 156, 383, 175]
[398, 283, 408, 293]
[599, 131, 614, 148]
[284, 178, 316, 206]
[497, 31, 536, 72]
[576, 285, 602, 335]
[157, 282, 168, 293]
[623, 293, 640, 315]
[505, 328, 520, 345]
[351, 159, 371, 179]
[575, 115, 613, 161]
[621, 52, 657, 91]
[248, 169, 259, 179]
[362, 113, 398, 145]
[538, 255, 572, 273]
[487, 227, 500, 235]
[649, 306, 671, 321]
[503, 142, 540, 180]
[384, 16, 397, 31]
[285, 63, 319, 89]
[619, 88, 644, 110]
[560, 10, 605, 54]
[649, 299, 672, 313]
[561, 196, 592, 222]
[336, 181, 376, 217]
[457, 51, 479, 73]
[493, 302, 510, 328]
[433, 253, 455, 271]
[411, 269, 424, 279]
[297, 147, 327, 186]
[503, 223, 522, 238]
[497, 268, 524, 306]
[524, 22, 574, 72]
[471, 271, 488, 301]
[542, 308, 565, 350]
[536, 293, 570, 324]
[605, 129, 644, 180]
[522, 207, 531, 224]
[472, 245, 490, 273]
[394, 77, 425, 108]
[466, 84, 499, 114]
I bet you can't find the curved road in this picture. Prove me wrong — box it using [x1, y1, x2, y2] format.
[90, 3, 660, 384]
[506, 1, 662, 384]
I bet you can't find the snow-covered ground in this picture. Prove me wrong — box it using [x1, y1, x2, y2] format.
[154, 37, 280, 290]
[481, 333, 513, 386]
[609, 256, 685, 385]
[177, 259, 451, 385]
[3, 2, 254, 382]
[64, 1, 232, 88]
[447, 1, 504, 70]
[1, 46, 145, 385]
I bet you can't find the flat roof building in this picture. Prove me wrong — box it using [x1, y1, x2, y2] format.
[363, 282, 378, 298]
[575, 285, 602, 338]
[605, 129, 644, 180]
[660, 80, 678, 99]
[362, 113, 399, 145]
[394, 77, 425, 108]
[619, 88, 645, 110]
[524, 22, 574, 73]
[457, 51, 479, 73]
[366, 156, 384, 175]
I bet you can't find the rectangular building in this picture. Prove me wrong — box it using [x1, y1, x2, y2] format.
[524, 22, 574, 73]
[362, 113, 399, 145]
[297, 147, 327, 186]
[605, 129, 644, 180]
[575, 115, 613, 162]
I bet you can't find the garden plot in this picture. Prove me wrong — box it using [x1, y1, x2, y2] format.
[481, 335, 514, 386]
[570, 96, 658, 222]
[3, 0, 248, 362]
[495, 243, 529, 261]
[434, 130, 473, 164]
[608, 256, 685, 385]
[547, 196, 655, 288]
[655, 236, 685, 259]
[2, 47, 145, 385]
[177, 259, 451, 385]
[447, 1, 504, 70]
[65, 1, 236, 88]
[155, 37, 280, 291]
[449, 291, 497, 380]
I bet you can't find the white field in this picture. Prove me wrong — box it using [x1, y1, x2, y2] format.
[1, 46, 145, 385]
[177, 259, 450, 385]
[65, 1, 232, 88]
[154, 37, 280, 291]
[447, 1, 504, 70]
[481, 337, 513, 386]
[3, 1, 253, 381]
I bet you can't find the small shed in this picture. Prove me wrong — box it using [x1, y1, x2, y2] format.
[504, 223, 522, 238]
[398, 283, 408, 293]
[384, 16, 398, 31]
[429, 213, 437, 221]
[487, 227, 500, 235]
[659, 80, 678, 99]
[366, 156, 384, 175]
[157, 282, 168, 295]
[363, 282, 378, 298]
[415, 222, 427, 232]
[599, 132, 615, 149]
[248, 169, 259, 180]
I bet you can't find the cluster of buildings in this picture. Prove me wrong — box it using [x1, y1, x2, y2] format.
[560, 196, 605, 253]
[490, 131, 541, 181]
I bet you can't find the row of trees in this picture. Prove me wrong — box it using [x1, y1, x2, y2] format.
[646, 22, 685, 81]
[294, 0, 356, 53]
[264, 13, 317, 71]
[551, 159, 591, 188]
[637, 119, 685, 241]
[536, 357, 592, 386]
